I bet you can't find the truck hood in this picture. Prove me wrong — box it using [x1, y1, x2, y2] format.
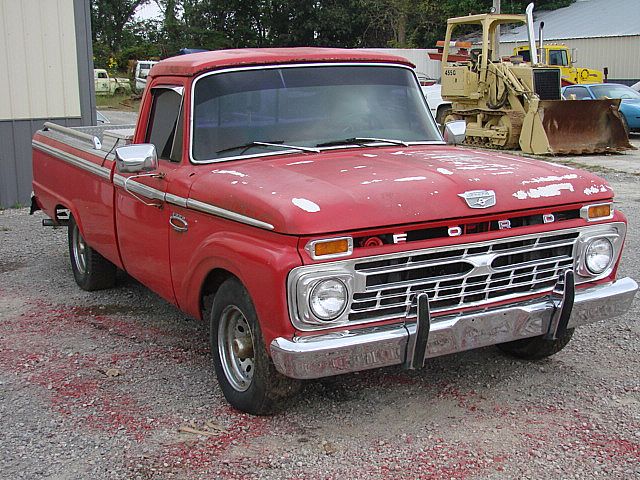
[188, 145, 613, 235]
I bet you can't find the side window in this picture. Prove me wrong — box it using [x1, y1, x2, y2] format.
[145, 88, 184, 162]
[549, 50, 568, 66]
[565, 86, 591, 100]
[98, 72, 108, 79]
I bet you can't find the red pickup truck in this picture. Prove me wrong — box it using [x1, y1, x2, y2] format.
[32, 48, 637, 415]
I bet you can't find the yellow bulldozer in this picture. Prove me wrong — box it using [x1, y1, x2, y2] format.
[434, 3, 631, 155]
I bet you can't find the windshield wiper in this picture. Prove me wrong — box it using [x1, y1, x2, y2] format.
[216, 141, 320, 155]
[316, 137, 409, 148]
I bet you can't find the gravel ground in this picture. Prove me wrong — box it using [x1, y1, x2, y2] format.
[1, 171, 639, 479]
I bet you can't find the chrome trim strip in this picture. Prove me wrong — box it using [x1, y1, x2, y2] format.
[185, 198, 275, 230]
[113, 175, 272, 229]
[165, 193, 188, 208]
[113, 173, 165, 201]
[272, 277, 638, 379]
[189, 62, 443, 165]
[33, 140, 111, 179]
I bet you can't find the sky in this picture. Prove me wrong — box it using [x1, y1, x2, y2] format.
[135, 2, 162, 21]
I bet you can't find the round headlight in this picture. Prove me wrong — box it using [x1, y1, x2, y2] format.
[585, 238, 613, 274]
[309, 279, 348, 321]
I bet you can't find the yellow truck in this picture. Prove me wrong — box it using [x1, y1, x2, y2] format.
[513, 44, 603, 86]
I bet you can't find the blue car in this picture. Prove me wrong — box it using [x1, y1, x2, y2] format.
[562, 83, 640, 134]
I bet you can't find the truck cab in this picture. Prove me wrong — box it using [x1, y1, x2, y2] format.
[513, 44, 604, 85]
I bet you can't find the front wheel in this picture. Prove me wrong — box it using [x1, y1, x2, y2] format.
[68, 216, 117, 291]
[209, 278, 300, 415]
[497, 328, 575, 360]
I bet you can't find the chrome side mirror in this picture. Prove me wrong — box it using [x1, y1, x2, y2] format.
[115, 144, 158, 173]
[443, 120, 466, 145]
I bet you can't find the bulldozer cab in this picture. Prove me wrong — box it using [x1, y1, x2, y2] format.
[438, 4, 631, 155]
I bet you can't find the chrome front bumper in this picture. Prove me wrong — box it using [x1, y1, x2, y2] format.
[270, 277, 638, 380]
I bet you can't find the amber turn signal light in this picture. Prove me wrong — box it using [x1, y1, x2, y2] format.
[305, 237, 354, 260]
[588, 204, 611, 219]
[581, 203, 613, 222]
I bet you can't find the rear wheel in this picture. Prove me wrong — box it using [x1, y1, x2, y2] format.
[497, 328, 575, 360]
[209, 278, 300, 415]
[68, 216, 117, 291]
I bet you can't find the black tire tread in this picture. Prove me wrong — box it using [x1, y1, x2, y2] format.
[497, 328, 575, 360]
[209, 278, 300, 415]
[68, 216, 117, 291]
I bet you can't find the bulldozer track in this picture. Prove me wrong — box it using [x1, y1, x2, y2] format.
[456, 110, 524, 149]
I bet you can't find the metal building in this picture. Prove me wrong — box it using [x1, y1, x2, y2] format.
[498, 0, 640, 85]
[0, 0, 95, 208]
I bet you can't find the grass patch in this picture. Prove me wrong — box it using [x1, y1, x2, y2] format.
[96, 94, 141, 111]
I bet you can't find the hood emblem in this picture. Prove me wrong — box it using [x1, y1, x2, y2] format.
[458, 190, 496, 209]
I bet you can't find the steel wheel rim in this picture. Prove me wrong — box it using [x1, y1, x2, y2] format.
[72, 225, 87, 274]
[218, 305, 255, 392]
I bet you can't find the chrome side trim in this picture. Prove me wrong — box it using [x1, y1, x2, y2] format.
[113, 174, 165, 201]
[271, 277, 638, 379]
[165, 193, 188, 208]
[33, 140, 111, 179]
[185, 198, 275, 231]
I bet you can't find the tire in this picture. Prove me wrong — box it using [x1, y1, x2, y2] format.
[68, 216, 117, 291]
[114, 87, 124, 95]
[209, 278, 301, 415]
[497, 328, 575, 360]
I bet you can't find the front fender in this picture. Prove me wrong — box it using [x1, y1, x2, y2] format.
[174, 223, 302, 347]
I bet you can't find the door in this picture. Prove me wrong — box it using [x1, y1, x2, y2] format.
[95, 71, 109, 94]
[114, 85, 186, 303]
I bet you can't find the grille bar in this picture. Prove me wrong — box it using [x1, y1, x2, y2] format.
[348, 231, 578, 322]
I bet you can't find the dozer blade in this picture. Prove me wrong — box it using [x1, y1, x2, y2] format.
[519, 99, 633, 155]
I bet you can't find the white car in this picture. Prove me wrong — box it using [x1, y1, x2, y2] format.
[421, 83, 452, 125]
[135, 60, 158, 92]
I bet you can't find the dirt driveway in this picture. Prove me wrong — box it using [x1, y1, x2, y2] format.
[1, 171, 639, 480]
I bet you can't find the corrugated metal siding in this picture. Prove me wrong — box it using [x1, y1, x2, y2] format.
[0, 0, 94, 208]
[500, 36, 640, 82]
[361, 49, 441, 79]
[0, 0, 81, 120]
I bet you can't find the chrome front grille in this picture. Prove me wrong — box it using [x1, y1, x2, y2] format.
[349, 231, 578, 322]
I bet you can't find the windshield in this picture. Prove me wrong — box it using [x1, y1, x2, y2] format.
[191, 65, 440, 162]
[591, 84, 640, 100]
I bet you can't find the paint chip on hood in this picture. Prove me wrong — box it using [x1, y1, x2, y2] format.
[292, 198, 320, 213]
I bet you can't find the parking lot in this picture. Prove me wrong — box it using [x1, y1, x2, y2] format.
[1, 136, 639, 479]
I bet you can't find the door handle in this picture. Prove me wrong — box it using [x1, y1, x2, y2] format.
[169, 213, 188, 232]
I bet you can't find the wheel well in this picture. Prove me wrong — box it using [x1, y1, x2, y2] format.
[200, 268, 235, 319]
[436, 104, 452, 118]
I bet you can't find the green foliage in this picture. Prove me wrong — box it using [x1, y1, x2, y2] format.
[90, 0, 576, 64]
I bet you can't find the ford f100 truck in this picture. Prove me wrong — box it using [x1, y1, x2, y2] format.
[32, 48, 637, 415]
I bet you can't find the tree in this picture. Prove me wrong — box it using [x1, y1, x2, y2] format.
[91, 0, 150, 53]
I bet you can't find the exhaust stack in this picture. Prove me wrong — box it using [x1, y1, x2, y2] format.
[525, 3, 538, 64]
